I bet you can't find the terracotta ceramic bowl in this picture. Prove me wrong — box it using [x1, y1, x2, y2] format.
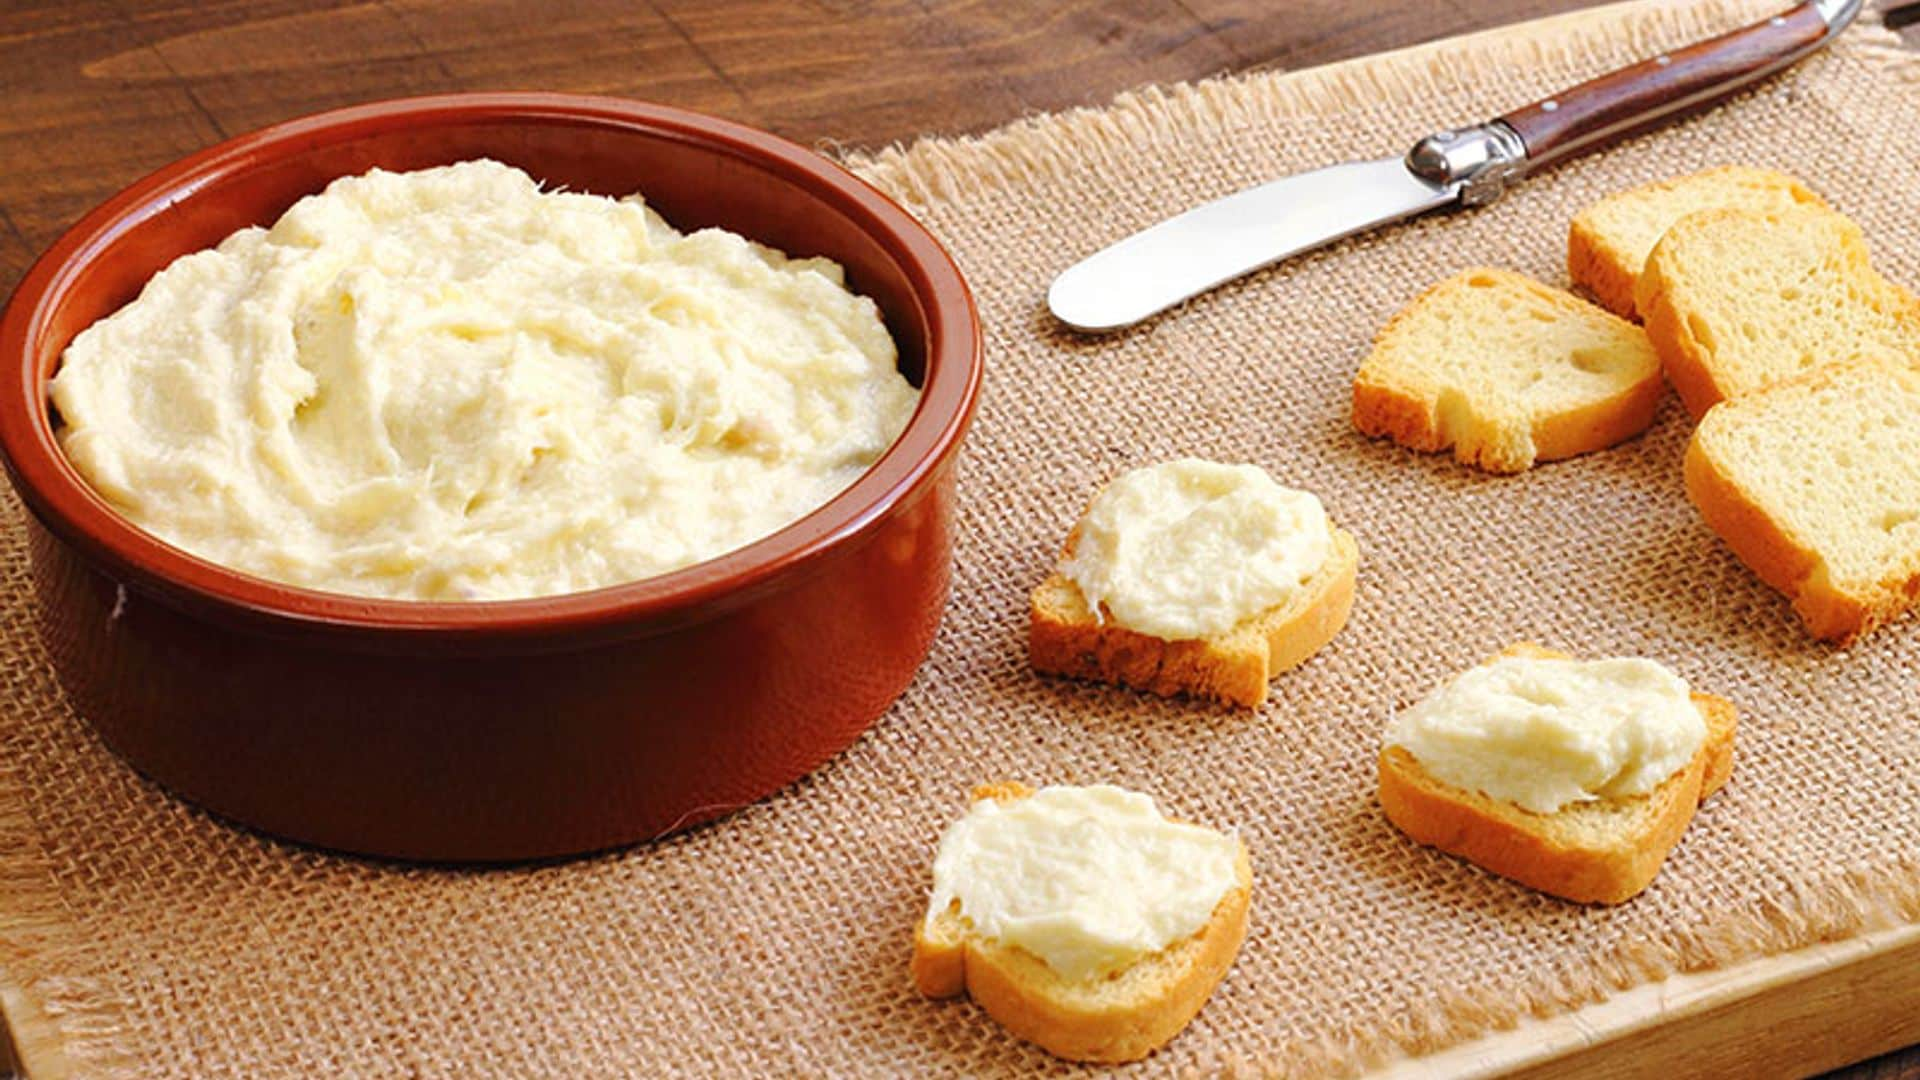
[0, 93, 981, 861]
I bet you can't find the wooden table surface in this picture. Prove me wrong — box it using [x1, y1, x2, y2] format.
[2, 2, 1917, 1077]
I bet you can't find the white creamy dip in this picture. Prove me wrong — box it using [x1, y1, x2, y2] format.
[50, 160, 919, 601]
[1385, 654, 1706, 814]
[927, 785, 1241, 980]
[1060, 458, 1332, 640]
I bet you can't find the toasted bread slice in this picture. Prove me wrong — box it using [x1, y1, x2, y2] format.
[1567, 166, 1826, 319]
[1030, 526, 1357, 708]
[1353, 268, 1665, 474]
[1638, 204, 1920, 418]
[912, 782, 1252, 1063]
[1378, 645, 1737, 905]
[1685, 356, 1920, 642]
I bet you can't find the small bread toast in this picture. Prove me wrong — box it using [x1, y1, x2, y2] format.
[1685, 356, 1920, 641]
[912, 783, 1251, 1063]
[1638, 204, 1920, 417]
[1379, 644, 1737, 905]
[1029, 526, 1357, 708]
[1567, 166, 1825, 319]
[1353, 268, 1665, 474]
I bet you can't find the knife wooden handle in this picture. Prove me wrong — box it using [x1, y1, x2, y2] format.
[1500, 3, 1831, 170]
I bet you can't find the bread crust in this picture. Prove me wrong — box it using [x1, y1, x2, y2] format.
[1567, 216, 1641, 321]
[1353, 272, 1510, 469]
[1682, 430, 1853, 637]
[1028, 528, 1358, 707]
[1377, 645, 1737, 905]
[912, 783, 1251, 1063]
[1527, 358, 1668, 463]
[1640, 258, 1733, 419]
[1351, 378, 1451, 456]
[1353, 367, 1665, 475]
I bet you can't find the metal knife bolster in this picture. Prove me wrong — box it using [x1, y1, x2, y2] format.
[1402, 123, 1529, 208]
[1399, 0, 1866, 211]
[1046, 0, 1867, 333]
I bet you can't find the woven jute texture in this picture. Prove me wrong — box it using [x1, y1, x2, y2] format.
[6, 1, 1920, 1075]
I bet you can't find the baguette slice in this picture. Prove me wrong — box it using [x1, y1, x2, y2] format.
[912, 782, 1252, 1063]
[1379, 644, 1737, 905]
[1030, 526, 1358, 708]
[1567, 166, 1826, 319]
[1639, 204, 1920, 418]
[1685, 356, 1920, 642]
[1353, 268, 1665, 474]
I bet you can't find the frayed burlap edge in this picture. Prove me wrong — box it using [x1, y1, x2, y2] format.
[847, 0, 1893, 208]
[1220, 858, 1920, 1078]
[843, 3, 1920, 1076]
[0, 740, 136, 1080]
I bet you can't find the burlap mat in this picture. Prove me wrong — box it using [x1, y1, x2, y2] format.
[5, 1, 1920, 1075]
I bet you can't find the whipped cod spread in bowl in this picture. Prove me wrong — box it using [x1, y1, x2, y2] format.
[50, 159, 921, 602]
[0, 93, 980, 859]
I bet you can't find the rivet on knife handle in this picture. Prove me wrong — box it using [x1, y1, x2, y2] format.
[1496, 1, 1844, 173]
[1048, 0, 1864, 334]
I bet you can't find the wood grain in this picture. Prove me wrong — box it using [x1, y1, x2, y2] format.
[0, 0, 1755, 300]
[1375, 925, 1920, 1080]
[1501, 2, 1829, 166]
[0, 2, 1916, 1077]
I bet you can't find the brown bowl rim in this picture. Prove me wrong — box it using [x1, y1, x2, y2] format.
[0, 92, 981, 650]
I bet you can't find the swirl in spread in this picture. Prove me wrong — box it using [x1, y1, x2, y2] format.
[1386, 655, 1706, 813]
[1061, 458, 1332, 640]
[50, 161, 919, 601]
[926, 785, 1240, 979]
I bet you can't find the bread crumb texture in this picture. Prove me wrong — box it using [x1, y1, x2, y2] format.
[1353, 268, 1664, 473]
[1639, 204, 1920, 417]
[1686, 357, 1920, 641]
[1568, 165, 1825, 319]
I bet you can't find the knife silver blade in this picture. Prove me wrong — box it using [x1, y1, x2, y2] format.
[1046, 157, 1457, 333]
[1047, 0, 1863, 334]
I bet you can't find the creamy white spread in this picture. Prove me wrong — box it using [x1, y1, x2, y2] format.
[1385, 654, 1706, 814]
[1060, 458, 1332, 640]
[49, 160, 919, 601]
[926, 784, 1240, 980]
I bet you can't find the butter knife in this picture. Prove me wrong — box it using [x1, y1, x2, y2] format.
[1048, 0, 1864, 333]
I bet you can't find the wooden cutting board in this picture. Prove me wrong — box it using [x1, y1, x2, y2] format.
[1381, 924, 1920, 1077]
